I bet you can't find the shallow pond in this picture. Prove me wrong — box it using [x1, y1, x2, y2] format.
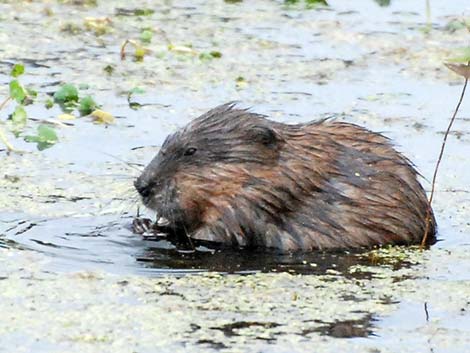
[0, 0, 469, 352]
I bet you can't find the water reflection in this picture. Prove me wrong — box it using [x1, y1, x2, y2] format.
[137, 241, 376, 276]
[1, 213, 420, 276]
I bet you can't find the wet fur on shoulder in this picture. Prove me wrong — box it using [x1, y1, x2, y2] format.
[134, 102, 436, 252]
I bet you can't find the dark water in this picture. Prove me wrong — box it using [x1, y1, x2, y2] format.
[0, 211, 417, 277]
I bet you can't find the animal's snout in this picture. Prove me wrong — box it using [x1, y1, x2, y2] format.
[134, 177, 154, 198]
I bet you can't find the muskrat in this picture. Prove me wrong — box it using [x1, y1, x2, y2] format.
[134, 102, 436, 252]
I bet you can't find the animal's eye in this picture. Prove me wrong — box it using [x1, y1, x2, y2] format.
[184, 147, 197, 156]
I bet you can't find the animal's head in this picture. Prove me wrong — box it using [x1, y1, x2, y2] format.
[134, 103, 284, 232]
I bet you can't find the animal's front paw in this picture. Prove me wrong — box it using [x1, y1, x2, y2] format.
[132, 217, 154, 234]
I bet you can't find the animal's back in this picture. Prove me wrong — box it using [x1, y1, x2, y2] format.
[259, 120, 436, 250]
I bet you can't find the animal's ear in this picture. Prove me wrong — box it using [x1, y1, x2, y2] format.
[249, 126, 282, 149]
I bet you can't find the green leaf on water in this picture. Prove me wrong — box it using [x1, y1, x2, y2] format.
[9, 80, 27, 103]
[45, 99, 54, 109]
[199, 51, 223, 61]
[235, 76, 247, 89]
[140, 29, 153, 43]
[78, 95, 98, 116]
[129, 87, 145, 95]
[373, 0, 390, 7]
[23, 88, 38, 105]
[10, 63, 25, 77]
[37, 124, 58, 142]
[134, 8, 155, 16]
[90, 109, 114, 124]
[103, 64, 115, 75]
[445, 19, 466, 32]
[11, 105, 27, 126]
[26, 88, 37, 98]
[284, 0, 328, 7]
[210, 51, 222, 58]
[53, 84, 79, 103]
[306, 0, 328, 5]
[129, 102, 141, 110]
[135, 46, 146, 61]
[24, 124, 58, 150]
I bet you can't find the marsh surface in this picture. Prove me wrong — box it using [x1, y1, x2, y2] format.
[0, 0, 469, 352]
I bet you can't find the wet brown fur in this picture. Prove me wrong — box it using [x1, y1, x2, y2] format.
[134, 103, 436, 252]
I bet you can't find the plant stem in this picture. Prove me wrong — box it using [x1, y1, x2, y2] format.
[0, 126, 17, 152]
[421, 72, 468, 247]
[0, 96, 16, 151]
[425, 0, 431, 26]
[0, 96, 11, 110]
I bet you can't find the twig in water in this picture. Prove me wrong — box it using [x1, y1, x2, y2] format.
[422, 62, 469, 247]
[0, 126, 17, 152]
[0, 96, 11, 110]
[424, 302, 430, 322]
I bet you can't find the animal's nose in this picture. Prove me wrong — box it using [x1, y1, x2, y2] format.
[134, 177, 153, 198]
